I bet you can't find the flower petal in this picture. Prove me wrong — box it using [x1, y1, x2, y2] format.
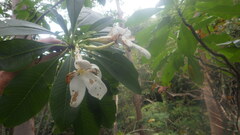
[69, 75, 86, 107]
[75, 60, 92, 70]
[88, 64, 102, 78]
[81, 72, 107, 100]
[131, 43, 151, 59]
[121, 36, 151, 59]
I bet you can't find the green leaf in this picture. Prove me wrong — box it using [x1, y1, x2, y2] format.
[73, 99, 100, 135]
[92, 51, 141, 94]
[67, 0, 85, 31]
[84, 0, 93, 7]
[188, 57, 204, 84]
[126, 8, 162, 27]
[0, 7, 3, 14]
[50, 9, 69, 35]
[85, 57, 120, 94]
[202, 34, 240, 62]
[193, 16, 216, 30]
[135, 23, 157, 47]
[161, 52, 184, 86]
[50, 55, 79, 130]
[148, 17, 171, 57]
[203, 33, 231, 45]
[0, 57, 59, 127]
[89, 17, 113, 32]
[177, 24, 197, 57]
[204, 5, 240, 18]
[97, 94, 116, 128]
[0, 39, 65, 72]
[151, 44, 176, 73]
[196, 1, 234, 9]
[0, 19, 53, 36]
[87, 91, 116, 128]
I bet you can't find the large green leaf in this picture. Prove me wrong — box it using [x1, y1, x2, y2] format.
[204, 5, 240, 18]
[148, 17, 171, 57]
[86, 90, 116, 128]
[85, 57, 120, 94]
[73, 99, 100, 135]
[92, 51, 141, 94]
[151, 44, 176, 73]
[202, 34, 240, 62]
[0, 57, 59, 127]
[89, 17, 113, 32]
[0, 19, 53, 36]
[135, 23, 157, 47]
[188, 57, 204, 84]
[195, 1, 239, 18]
[196, 1, 234, 9]
[177, 24, 197, 57]
[97, 95, 116, 128]
[0, 39, 66, 72]
[161, 52, 184, 86]
[50, 55, 79, 130]
[67, 0, 85, 31]
[126, 8, 162, 27]
[50, 9, 69, 35]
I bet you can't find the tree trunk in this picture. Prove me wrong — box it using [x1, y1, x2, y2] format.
[13, 120, 35, 135]
[200, 53, 227, 135]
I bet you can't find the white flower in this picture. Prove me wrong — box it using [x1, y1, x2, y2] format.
[68, 51, 107, 107]
[87, 25, 151, 59]
[109, 26, 151, 59]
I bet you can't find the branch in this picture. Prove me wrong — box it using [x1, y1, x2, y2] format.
[34, 0, 65, 24]
[177, 8, 240, 78]
[166, 91, 200, 99]
[127, 129, 154, 134]
[196, 57, 234, 75]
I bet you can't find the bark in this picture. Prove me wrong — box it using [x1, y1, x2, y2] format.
[200, 53, 228, 135]
[13, 120, 35, 135]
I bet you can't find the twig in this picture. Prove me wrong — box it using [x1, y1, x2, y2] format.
[177, 8, 240, 78]
[144, 98, 154, 104]
[35, 0, 65, 24]
[196, 57, 234, 75]
[166, 91, 199, 99]
[127, 128, 154, 134]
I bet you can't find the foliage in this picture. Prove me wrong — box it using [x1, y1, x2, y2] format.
[0, 0, 142, 134]
[126, 0, 240, 133]
[115, 74, 210, 135]
[129, 0, 240, 86]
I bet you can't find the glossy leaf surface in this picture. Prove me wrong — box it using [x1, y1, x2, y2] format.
[0, 57, 59, 127]
[92, 51, 141, 94]
[50, 55, 79, 130]
[0, 19, 53, 36]
[0, 39, 65, 72]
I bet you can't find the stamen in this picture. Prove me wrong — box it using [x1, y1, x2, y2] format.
[77, 69, 85, 75]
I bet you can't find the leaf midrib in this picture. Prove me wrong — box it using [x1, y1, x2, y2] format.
[0, 25, 50, 32]
[0, 44, 65, 59]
